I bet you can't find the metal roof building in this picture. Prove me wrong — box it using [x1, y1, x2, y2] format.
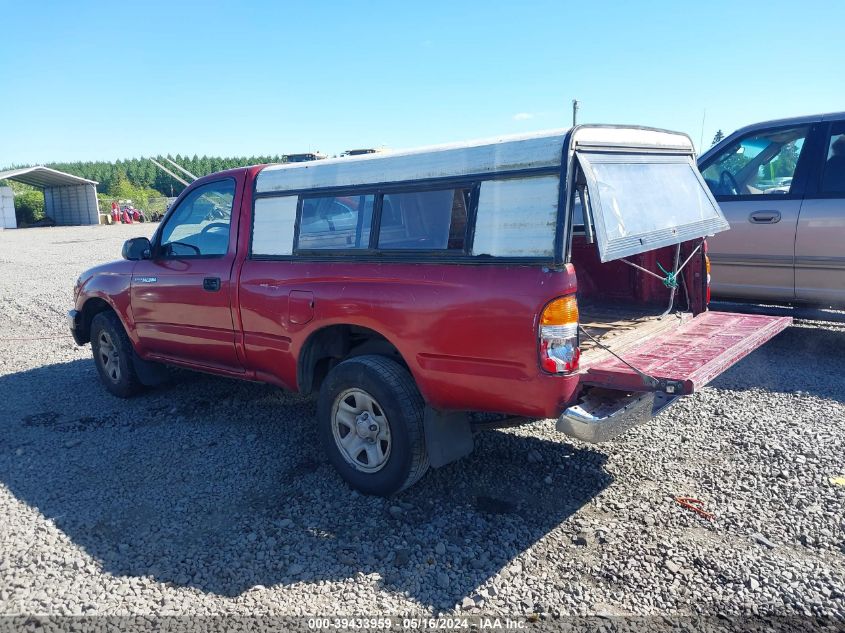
[0, 166, 99, 226]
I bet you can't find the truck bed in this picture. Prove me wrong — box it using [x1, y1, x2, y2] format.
[579, 301, 691, 368]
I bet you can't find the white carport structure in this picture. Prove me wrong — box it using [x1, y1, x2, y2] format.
[0, 166, 99, 226]
[0, 187, 15, 228]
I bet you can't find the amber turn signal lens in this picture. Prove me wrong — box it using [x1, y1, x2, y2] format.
[541, 295, 579, 325]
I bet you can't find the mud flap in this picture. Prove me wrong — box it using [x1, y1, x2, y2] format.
[423, 408, 474, 468]
[132, 354, 170, 387]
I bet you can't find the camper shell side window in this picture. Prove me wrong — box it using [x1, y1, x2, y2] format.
[249, 174, 563, 262]
[292, 183, 475, 254]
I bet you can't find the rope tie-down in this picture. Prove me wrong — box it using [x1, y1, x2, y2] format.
[656, 261, 679, 289]
[620, 240, 704, 315]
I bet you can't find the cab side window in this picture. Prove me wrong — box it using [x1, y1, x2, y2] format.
[159, 180, 236, 257]
[820, 123, 845, 194]
[702, 126, 809, 197]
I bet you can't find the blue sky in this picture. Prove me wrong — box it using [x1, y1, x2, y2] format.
[1, 0, 842, 166]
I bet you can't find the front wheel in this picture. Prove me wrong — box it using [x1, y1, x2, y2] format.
[90, 311, 144, 398]
[317, 355, 429, 496]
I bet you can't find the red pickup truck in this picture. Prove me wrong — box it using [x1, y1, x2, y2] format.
[69, 126, 791, 495]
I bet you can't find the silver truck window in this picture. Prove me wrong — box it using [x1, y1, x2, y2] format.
[701, 125, 809, 196]
[821, 124, 845, 193]
[577, 152, 728, 262]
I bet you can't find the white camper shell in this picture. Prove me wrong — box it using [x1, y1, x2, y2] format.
[252, 125, 728, 264]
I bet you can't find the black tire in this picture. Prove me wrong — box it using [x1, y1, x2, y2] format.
[90, 311, 144, 398]
[317, 355, 429, 496]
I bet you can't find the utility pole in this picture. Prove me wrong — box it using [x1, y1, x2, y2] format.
[572, 99, 580, 126]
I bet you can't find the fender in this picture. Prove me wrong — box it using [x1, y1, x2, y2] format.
[294, 320, 415, 395]
[74, 260, 138, 349]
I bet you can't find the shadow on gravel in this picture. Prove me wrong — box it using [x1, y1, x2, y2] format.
[709, 325, 845, 402]
[0, 358, 611, 610]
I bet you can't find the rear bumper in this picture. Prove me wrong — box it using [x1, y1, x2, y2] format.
[557, 390, 677, 443]
[557, 311, 791, 443]
[67, 309, 85, 345]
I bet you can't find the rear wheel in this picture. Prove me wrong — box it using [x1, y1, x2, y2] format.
[90, 311, 144, 398]
[317, 355, 429, 496]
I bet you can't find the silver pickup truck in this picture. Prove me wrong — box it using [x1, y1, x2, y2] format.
[699, 112, 845, 306]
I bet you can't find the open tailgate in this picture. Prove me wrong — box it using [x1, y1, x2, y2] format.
[582, 312, 791, 395]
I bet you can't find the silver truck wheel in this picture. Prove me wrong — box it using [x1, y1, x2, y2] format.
[331, 388, 392, 473]
[96, 330, 122, 383]
[317, 355, 429, 496]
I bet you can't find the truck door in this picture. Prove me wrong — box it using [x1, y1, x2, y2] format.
[130, 176, 244, 371]
[795, 120, 845, 304]
[699, 124, 814, 302]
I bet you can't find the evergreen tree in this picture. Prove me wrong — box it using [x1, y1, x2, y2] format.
[109, 171, 133, 199]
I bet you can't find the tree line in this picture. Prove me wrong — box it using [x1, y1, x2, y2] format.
[43, 154, 287, 198]
[1, 154, 289, 224]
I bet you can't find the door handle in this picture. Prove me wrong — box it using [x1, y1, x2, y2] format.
[202, 277, 221, 291]
[749, 210, 781, 224]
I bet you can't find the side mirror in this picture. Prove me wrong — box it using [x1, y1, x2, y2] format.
[122, 237, 152, 260]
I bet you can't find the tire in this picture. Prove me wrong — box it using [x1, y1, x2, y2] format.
[317, 355, 429, 496]
[90, 311, 144, 398]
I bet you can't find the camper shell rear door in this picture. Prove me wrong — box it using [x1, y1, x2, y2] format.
[568, 126, 730, 263]
[565, 126, 790, 395]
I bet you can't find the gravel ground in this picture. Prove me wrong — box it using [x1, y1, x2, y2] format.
[0, 224, 843, 619]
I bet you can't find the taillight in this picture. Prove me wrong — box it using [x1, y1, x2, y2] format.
[539, 295, 580, 374]
[703, 241, 712, 306]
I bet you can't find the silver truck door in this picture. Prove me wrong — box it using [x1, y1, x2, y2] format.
[795, 121, 845, 304]
[700, 124, 812, 302]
